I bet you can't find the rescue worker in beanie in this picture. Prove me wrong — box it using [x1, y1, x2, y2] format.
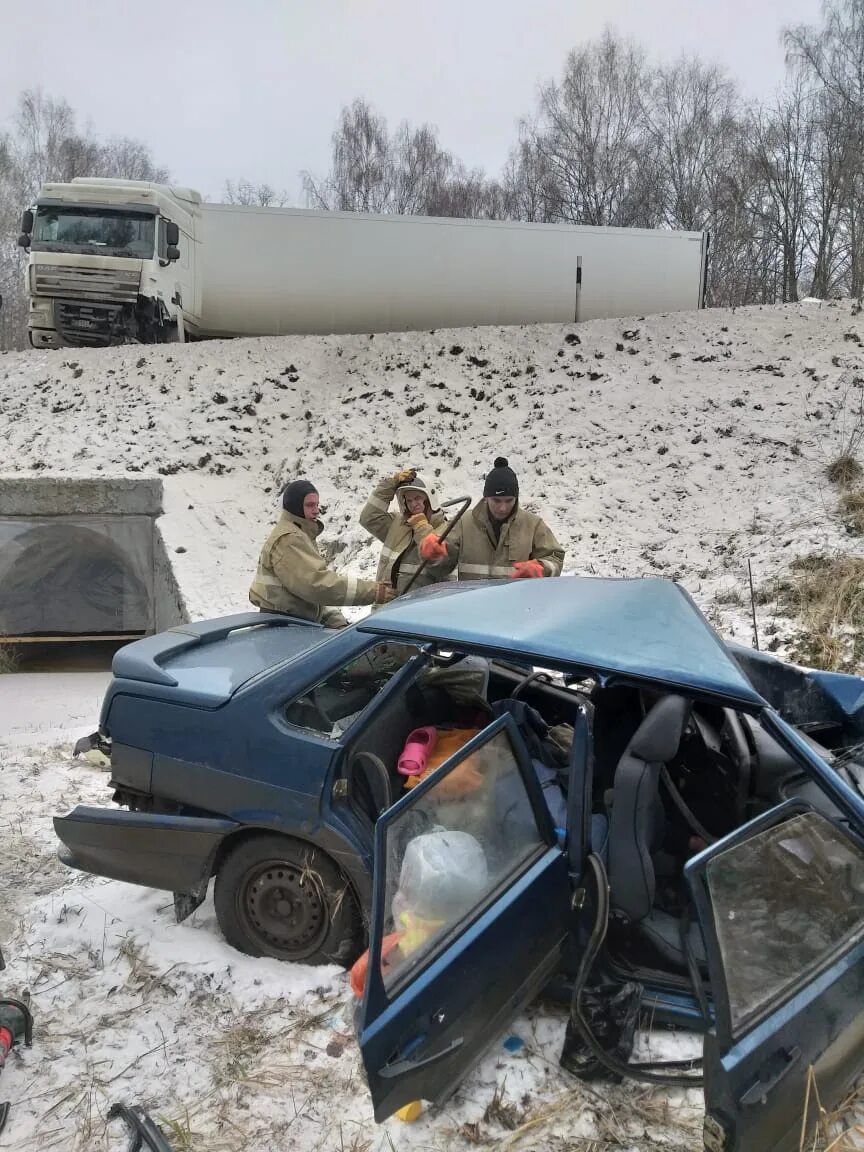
[249, 479, 396, 627]
[415, 457, 564, 581]
[359, 467, 454, 597]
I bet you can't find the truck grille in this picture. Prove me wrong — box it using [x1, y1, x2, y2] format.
[56, 301, 125, 347]
[34, 266, 140, 303]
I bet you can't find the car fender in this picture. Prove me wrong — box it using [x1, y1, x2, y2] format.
[55, 805, 373, 926]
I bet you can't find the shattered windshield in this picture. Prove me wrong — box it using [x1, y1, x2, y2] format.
[32, 207, 155, 258]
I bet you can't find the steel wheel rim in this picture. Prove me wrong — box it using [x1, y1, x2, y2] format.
[239, 858, 329, 959]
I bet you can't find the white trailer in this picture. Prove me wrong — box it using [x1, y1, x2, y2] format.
[19, 179, 709, 348]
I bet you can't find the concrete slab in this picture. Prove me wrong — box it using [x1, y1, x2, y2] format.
[0, 474, 163, 517]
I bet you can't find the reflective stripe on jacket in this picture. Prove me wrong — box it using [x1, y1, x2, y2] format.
[250, 510, 379, 622]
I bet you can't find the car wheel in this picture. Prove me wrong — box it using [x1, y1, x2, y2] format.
[214, 835, 363, 966]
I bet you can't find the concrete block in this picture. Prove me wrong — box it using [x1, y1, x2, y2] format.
[0, 475, 163, 517]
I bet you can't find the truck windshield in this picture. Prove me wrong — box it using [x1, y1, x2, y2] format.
[32, 207, 155, 258]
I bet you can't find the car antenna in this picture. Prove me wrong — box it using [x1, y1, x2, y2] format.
[747, 558, 760, 651]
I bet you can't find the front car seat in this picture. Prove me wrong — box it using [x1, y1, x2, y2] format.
[607, 694, 708, 970]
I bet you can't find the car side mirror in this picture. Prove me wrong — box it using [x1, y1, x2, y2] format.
[17, 233, 31, 249]
[165, 221, 179, 246]
[20, 209, 33, 234]
[166, 245, 180, 262]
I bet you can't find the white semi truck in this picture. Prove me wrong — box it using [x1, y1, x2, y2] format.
[19, 178, 710, 349]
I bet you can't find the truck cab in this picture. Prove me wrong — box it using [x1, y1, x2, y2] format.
[18, 177, 198, 348]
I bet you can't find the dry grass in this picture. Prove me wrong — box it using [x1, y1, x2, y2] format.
[799, 1068, 864, 1151]
[824, 373, 864, 488]
[827, 455, 864, 486]
[714, 585, 746, 607]
[774, 554, 864, 672]
[490, 1082, 703, 1151]
[840, 489, 864, 535]
[0, 644, 21, 673]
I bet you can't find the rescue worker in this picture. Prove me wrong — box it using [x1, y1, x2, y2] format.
[415, 457, 564, 581]
[359, 467, 453, 597]
[249, 479, 395, 627]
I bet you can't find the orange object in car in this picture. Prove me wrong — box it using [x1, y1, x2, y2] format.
[404, 728, 485, 797]
[350, 932, 403, 999]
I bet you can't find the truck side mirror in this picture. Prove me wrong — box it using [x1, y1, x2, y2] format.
[17, 233, 31, 249]
[166, 245, 180, 263]
[20, 209, 33, 234]
[165, 221, 179, 246]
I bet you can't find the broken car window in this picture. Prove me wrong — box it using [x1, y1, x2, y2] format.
[705, 810, 864, 1035]
[284, 642, 420, 738]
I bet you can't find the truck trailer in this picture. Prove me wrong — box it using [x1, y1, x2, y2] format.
[19, 178, 709, 349]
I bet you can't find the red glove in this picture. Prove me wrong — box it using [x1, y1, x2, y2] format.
[512, 560, 545, 579]
[419, 533, 448, 562]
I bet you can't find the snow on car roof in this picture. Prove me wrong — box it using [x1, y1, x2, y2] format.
[360, 576, 766, 707]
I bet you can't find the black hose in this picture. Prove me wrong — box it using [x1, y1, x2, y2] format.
[567, 854, 704, 1087]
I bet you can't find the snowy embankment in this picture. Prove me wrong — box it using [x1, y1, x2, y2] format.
[1, 299, 862, 1150]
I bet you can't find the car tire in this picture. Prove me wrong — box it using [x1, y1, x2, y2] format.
[214, 835, 363, 966]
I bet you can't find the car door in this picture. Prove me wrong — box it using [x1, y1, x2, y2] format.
[686, 799, 864, 1152]
[356, 713, 572, 1121]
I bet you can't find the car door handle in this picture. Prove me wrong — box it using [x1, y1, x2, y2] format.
[739, 1046, 802, 1107]
[379, 1037, 464, 1078]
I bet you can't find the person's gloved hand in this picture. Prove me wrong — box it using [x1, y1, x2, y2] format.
[512, 560, 545, 579]
[376, 582, 398, 603]
[419, 533, 448, 562]
[406, 512, 431, 531]
[392, 467, 416, 485]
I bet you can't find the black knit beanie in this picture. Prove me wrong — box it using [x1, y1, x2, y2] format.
[282, 479, 319, 517]
[483, 457, 519, 498]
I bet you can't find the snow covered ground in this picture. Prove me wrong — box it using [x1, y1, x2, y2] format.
[1, 299, 863, 1150]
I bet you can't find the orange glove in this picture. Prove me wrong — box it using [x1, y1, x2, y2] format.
[392, 467, 416, 485]
[512, 560, 545, 579]
[406, 512, 430, 531]
[419, 533, 448, 562]
[376, 582, 397, 603]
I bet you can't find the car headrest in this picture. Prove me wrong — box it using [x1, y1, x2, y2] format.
[627, 695, 690, 764]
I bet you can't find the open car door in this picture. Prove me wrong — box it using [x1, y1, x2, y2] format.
[357, 713, 572, 1121]
[686, 799, 864, 1152]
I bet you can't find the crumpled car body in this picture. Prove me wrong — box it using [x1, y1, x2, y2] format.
[54, 577, 864, 1150]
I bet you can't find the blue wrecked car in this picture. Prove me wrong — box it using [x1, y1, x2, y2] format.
[56, 577, 864, 1149]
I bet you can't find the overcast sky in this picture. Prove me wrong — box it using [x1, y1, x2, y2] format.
[1, 0, 824, 203]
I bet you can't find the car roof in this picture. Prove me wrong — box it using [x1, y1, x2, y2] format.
[359, 576, 766, 707]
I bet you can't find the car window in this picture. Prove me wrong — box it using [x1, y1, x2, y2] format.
[284, 642, 420, 739]
[378, 727, 546, 993]
[705, 811, 864, 1036]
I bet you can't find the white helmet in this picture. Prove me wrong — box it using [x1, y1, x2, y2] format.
[396, 472, 441, 516]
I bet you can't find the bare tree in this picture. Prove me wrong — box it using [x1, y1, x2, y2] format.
[746, 75, 814, 303]
[643, 58, 740, 232]
[527, 30, 655, 227]
[502, 135, 559, 222]
[303, 100, 394, 212]
[224, 179, 291, 207]
[803, 90, 853, 296]
[302, 98, 491, 220]
[786, 0, 864, 295]
[101, 137, 169, 183]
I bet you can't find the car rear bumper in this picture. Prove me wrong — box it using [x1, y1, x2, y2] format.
[54, 806, 237, 894]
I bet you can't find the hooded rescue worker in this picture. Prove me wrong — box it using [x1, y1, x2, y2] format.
[249, 479, 396, 627]
[415, 457, 564, 581]
[359, 468, 454, 596]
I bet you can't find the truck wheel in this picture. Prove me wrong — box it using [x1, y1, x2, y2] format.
[214, 835, 363, 966]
